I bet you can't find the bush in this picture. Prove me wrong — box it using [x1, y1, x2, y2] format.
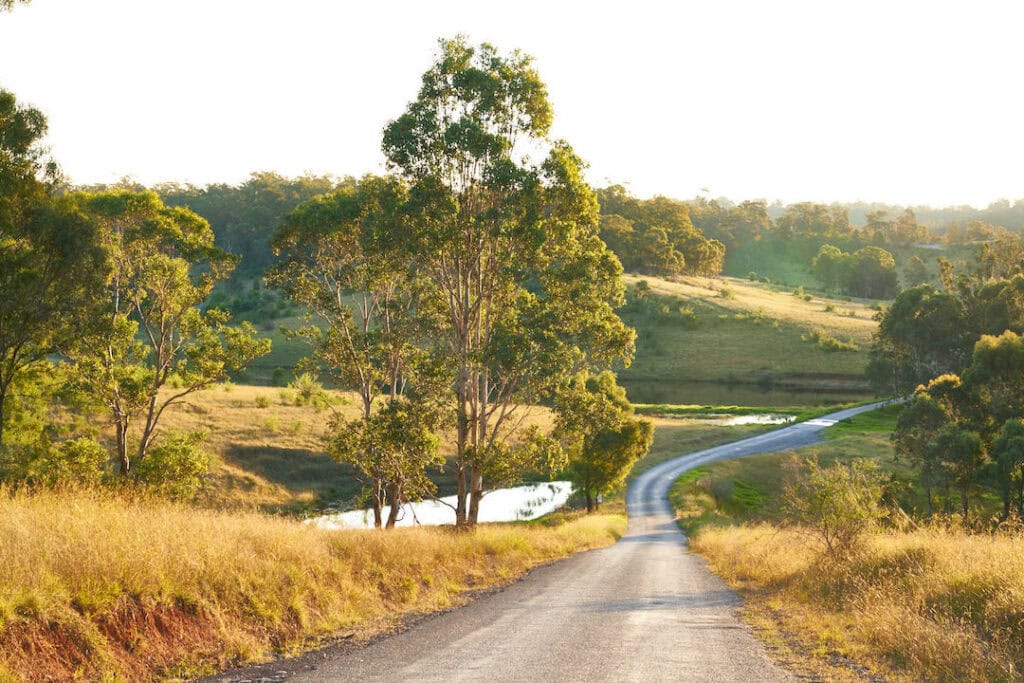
[254, 395, 270, 409]
[134, 432, 212, 500]
[289, 373, 332, 410]
[718, 286, 735, 300]
[802, 328, 859, 352]
[782, 457, 885, 561]
[35, 438, 109, 486]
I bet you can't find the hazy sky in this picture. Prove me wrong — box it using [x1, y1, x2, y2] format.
[2, 0, 1022, 207]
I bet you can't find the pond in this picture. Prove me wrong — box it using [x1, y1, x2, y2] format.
[621, 378, 874, 408]
[307, 481, 573, 530]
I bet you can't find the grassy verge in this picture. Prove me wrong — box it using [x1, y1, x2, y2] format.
[0, 488, 624, 682]
[668, 405, 1024, 681]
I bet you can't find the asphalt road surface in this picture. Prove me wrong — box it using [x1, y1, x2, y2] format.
[216, 401, 886, 683]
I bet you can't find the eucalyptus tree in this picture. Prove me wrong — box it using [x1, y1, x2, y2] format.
[383, 37, 635, 527]
[270, 175, 445, 528]
[556, 371, 653, 512]
[0, 90, 106, 449]
[71, 190, 269, 476]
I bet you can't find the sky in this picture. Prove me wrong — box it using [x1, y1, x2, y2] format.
[2, 0, 1023, 207]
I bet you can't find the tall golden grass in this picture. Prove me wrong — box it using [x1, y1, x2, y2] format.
[692, 523, 1024, 681]
[0, 488, 623, 681]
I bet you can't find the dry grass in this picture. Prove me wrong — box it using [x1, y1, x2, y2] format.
[626, 274, 877, 344]
[0, 488, 623, 681]
[691, 524, 1024, 682]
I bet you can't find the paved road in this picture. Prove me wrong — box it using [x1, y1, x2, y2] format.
[220, 402, 886, 683]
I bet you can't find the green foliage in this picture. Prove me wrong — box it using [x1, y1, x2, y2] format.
[155, 172, 343, 278]
[782, 457, 886, 561]
[68, 190, 270, 476]
[596, 186, 725, 277]
[811, 243, 898, 298]
[381, 37, 636, 525]
[287, 373, 331, 410]
[133, 432, 213, 500]
[0, 91, 108, 448]
[555, 371, 654, 511]
[34, 438, 109, 487]
[802, 329, 859, 352]
[328, 397, 444, 528]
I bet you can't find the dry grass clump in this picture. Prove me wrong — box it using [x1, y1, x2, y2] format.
[691, 523, 1024, 681]
[0, 488, 623, 681]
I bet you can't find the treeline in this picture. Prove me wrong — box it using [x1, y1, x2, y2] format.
[0, 39, 654, 527]
[871, 245, 1024, 520]
[596, 186, 726, 277]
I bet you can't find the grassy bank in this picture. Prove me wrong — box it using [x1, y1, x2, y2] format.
[0, 488, 624, 682]
[669, 406, 1024, 680]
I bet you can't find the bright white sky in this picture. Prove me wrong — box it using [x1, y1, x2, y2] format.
[2, 0, 1022, 207]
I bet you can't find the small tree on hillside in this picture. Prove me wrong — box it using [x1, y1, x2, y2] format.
[556, 371, 653, 512]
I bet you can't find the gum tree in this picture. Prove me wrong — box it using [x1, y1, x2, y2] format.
[384, 37, 635, 527]
[0, 90, 106, 449]
[270, 175, 445, 528]
[71, 190, 269, 476]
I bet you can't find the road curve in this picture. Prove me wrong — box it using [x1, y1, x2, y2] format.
[217, 401, 887, 683]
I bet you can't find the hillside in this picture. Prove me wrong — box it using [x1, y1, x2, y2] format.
[617, 274, 879, 405]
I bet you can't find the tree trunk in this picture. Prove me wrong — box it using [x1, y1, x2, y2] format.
[960, 486, 969, 524]
[385, 483, 401, 529]
[372, 495, 383, 530]
[468, 469, 484, 526]
[0, 385, 6, 449]
[585, 490, 594, 513]
[116, 421, 131, 477]
[455, 463, 468, 528]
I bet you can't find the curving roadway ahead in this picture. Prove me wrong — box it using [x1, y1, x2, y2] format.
[217, 401, 886, 683]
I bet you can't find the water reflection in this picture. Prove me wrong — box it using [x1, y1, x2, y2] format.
[307, 481, 573, 530]
[621, 379, 872, 408]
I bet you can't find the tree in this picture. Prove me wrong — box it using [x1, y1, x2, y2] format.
[0, 90, 107, 450]
[993, 419, 1024, 517]
[270, 175, 445, 528]
[782, 457, 885, 561]
[903, 255, 930, 288]
[936, 426, 985, 522]
[867, 285, 968, 395]
[812, 244, 847, 292]
[555, 371, 653, 512]
[328, 397, 443, 528]
[70, 190, 270, 476]
[848, 246, 898, 299]
[383, 37, 635, 527]
[892, 391, 951, 514]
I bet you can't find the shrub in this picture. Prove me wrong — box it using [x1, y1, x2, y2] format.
[802, 329, 859, 352]
[134, 432, 212, 500]
[718, 286, 735, 300]
[289, 373, 332, 410]
[782, 457, 885, 561]
[824, 303, 836, 312]
[35, 438, 109, 486]
[254, 395, 270, 409]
